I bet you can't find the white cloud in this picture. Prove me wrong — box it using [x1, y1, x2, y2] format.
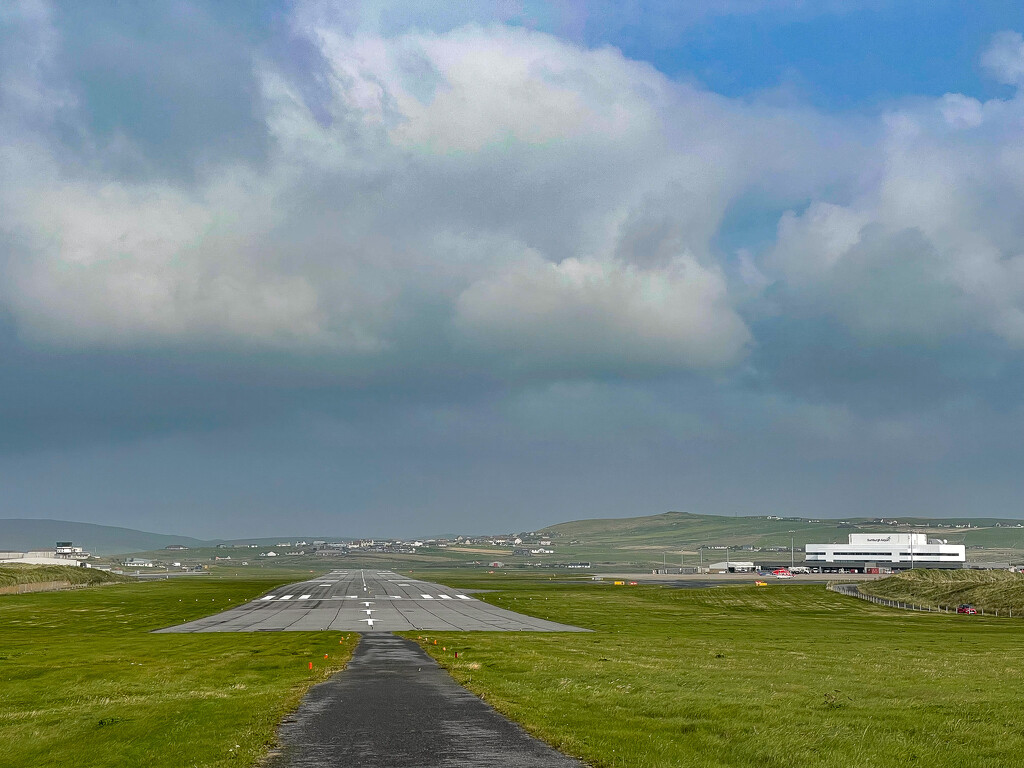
[454, 254, 750, 371]
[766, 57, 1024, 346]
[982, 30, 1024, 86]
[8, 3, 1023, 389]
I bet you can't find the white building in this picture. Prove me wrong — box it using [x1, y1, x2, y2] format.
[707, 560, 756, 573]
[805, 533, 965, 570]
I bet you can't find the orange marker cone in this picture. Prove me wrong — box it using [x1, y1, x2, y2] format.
[308, 661, 313, 670]
[324, 654, 329, 659]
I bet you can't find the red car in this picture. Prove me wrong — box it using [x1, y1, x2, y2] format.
[956, 604, 977, 615]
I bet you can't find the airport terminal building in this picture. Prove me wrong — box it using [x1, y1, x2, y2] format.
[805, 533, 965, 572]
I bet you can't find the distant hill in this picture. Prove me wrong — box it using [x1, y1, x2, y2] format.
[0, 519, 208, 556]
[536, 511, 1024, 554]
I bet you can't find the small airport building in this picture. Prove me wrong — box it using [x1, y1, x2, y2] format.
[805, 533, 965, 573]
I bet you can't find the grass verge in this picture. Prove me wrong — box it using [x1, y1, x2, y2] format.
[408, 575, 1024, 768]
[860, 568, 1024, 613]
[0, 564, 130, 589]
[0, 576, 353, 767]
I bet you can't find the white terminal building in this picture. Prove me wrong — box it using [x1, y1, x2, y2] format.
[805, 533, 965, 572]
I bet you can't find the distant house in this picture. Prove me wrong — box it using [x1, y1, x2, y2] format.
[164, 544, 189, 551]
[124, 557, 155, 568]
[260, 551, 278, 557]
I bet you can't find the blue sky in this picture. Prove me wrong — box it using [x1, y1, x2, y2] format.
[1, 1, 1024, 538]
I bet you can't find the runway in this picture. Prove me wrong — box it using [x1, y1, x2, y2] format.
[155, 569, 587, 633]
[265, 633, 585, 767]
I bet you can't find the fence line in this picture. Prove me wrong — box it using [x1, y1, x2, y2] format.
[826, 582, 1013, 618]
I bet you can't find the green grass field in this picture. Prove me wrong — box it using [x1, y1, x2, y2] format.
[0, 574, 352, 767]
[410, 574, 1024, 768]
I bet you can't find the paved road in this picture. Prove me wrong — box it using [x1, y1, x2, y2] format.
[156, 569, 587, 633]
[265, 633, 586, 767]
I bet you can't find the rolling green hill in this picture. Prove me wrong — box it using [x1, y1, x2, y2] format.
[0, 519, 207, 556]
[535, 511, 1024, 567]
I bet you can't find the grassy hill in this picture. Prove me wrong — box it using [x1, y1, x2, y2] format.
[535, 511, 1024, 568]
[0, 519, 207, 556]
[0, 564, 129, 589]
[861, 569, 1024, 613]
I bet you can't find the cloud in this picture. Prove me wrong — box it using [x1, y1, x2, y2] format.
[454, 253, 750, 372]
[763, 43, 1024, 349]
[3, 7, 850, 378]
[982, 30, 1024, 86]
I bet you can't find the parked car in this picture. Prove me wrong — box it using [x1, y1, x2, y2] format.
[956, 604, 977, 614]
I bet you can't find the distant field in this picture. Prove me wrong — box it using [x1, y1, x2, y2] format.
[413, 574, 1024, 768]
[861, 569, 1024, 613]
[0, 574, 353, 767]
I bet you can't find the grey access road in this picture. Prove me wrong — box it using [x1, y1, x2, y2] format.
[155, 569, 587, 633]
[265, 633, 586, 768]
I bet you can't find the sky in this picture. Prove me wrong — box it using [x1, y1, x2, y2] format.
[2, 1, 1024, 538]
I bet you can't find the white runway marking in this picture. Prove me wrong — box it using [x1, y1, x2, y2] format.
[421, 594, 434, 599]
[260, 595, 274, 601]
[456, 595, 471, 600]
[361, 618, 375, 627]
[438, 594, 453, 600]
[299, 595, 311, 600]
[278, 595, 293, 601]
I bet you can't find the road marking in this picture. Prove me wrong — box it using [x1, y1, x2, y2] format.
[421, 594, 433, 599]
[278, 595, 293, 600]
[456, 595, 471, 600]
[361, 618, 375, 627]
[388, 596, 403, 599]
[299, 595, 311, 600]
[260, 596, 274, 601]
[438, 594, 453, 600]
[362, 601, 373, 607]
[364, 610, 374, 615]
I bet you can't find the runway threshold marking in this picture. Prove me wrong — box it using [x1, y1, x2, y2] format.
[438, 594, 453, 600]
[260, 596, 274, 601]
[279, 595, 293, 600]
[457, 595, 471, 600]
[299, 595, 311, 600]
[421, 594, 434, 599]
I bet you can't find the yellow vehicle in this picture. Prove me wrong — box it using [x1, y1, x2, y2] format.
[755, 580, 768, 587]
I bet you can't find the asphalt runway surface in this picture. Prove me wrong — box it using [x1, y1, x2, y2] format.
[156, 569, 587, 633]
[265, 633, 586, 768]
